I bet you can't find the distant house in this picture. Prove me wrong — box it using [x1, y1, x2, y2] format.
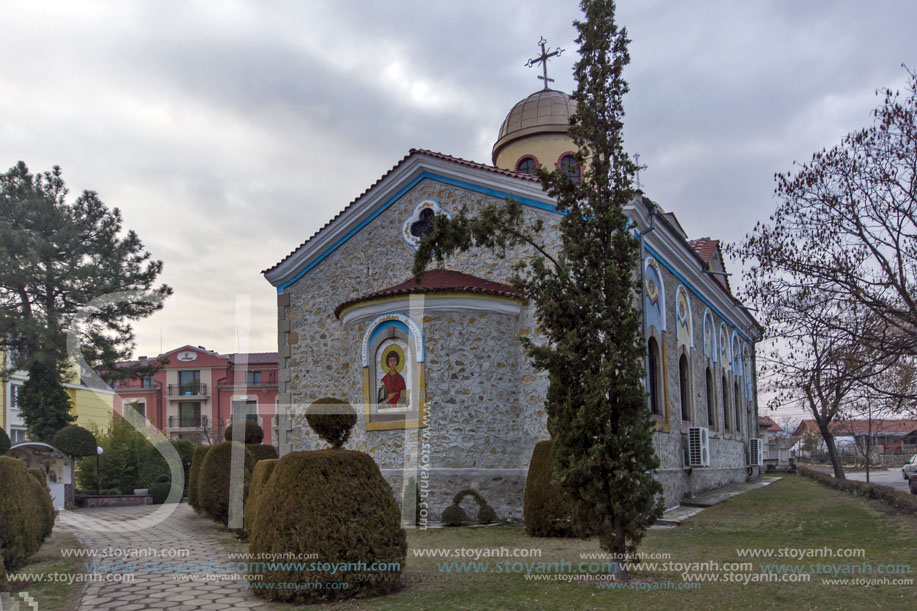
[793, 419, 917, 454]
[113, 345, 279, 446]
[1, 351, 114, 444]
[759, 416, 793, 469]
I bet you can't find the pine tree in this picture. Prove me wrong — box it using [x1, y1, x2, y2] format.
[18, 361, 75, 442]
[414, 0, 661, 579]
[0, 162, 171, 377]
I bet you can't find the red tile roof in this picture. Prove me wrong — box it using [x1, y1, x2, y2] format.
[794, 419, 917, 437]
[263, 149, 540, 276]
[688, 237, 720, 263]
[759, 416, 782, 432]
[335, 269, 525, 318]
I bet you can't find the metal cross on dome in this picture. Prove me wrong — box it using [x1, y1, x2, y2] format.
[525, 37, 564, 90]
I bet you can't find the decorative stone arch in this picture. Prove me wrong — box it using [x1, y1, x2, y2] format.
[703, 309, 717, 364]
[644, 257, 666, 334]
[674, 285, 693, 350]
[718, 322, 730, 367]
[555, 151, 583, 181]
[730, 332, 742, 376]
[360, 313, 426, 431]
[514, 154, 540, 174]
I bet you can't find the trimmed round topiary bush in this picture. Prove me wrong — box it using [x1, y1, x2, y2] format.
[52, 425, 97, 458]
[250, 450, 406, 603]
[187, 445, 210, 511]
[244, 458, 280, 535]
[524, 440, 575, 537]
[306, 398, 357, 449]
[26, 470, 54, 541]
[441, 489, 497, 525]
[223, 420, 264, 444]
[0, 457, 46, 571]
[0, 427, 10, 455]
[246, 443, 279, 464]
[197, 441, 255, 525]
[441, 504, 467, 526]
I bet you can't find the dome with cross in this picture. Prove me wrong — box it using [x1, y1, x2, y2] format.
[491, 89, 578, 177]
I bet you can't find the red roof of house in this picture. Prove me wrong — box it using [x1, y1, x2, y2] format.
[794, 419, 917, 437]
[263, 149, 540, 276]
[759, 416, 782, 432]
[334, 269, 525, 318]
[688, 237, 719, 263]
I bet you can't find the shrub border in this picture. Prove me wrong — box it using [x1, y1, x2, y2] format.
[796, 465, 917, 514]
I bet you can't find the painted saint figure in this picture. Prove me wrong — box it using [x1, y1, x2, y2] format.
[378, 350, 407, 408]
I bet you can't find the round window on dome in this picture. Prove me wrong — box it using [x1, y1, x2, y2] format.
[560, 154, 580, 182]
[515, 156, 538, 175]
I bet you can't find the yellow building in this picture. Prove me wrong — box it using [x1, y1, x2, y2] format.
[2, 352, 113, 443]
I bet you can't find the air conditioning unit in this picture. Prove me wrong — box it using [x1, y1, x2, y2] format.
[749, 438, 764, 466]
[688, 427, 710, 467]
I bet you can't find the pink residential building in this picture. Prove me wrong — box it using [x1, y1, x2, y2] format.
[112, 345, 279, 446]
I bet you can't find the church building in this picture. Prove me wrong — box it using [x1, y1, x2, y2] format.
[263, 84, 763, 520]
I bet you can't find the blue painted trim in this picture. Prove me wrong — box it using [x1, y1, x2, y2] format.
[369, 320, 411, 348]
[276, 172, 558, 293]
[643, 243, 752, 343]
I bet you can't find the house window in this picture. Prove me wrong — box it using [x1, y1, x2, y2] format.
[515, 156, 538, 175]
[10, 383, 22, 410]
[126, 401, 145, 418]
[141, 375, 155, 388]
[231, 400, 259, 424]
[722, 376, 730, 431]
[705, 367, 715, 428]
[678, 355, 690, 421]
[10, 428, 27, 444]
[246, 371, 262, 385]
[647, 338, 661, 415]
[179, 402, 201, 427]
[560, 154, 580, 182]
[178, 370, 201, 394]
[734, 380, 742, 434]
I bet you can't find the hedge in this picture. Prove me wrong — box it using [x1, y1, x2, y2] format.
[306, 398, 357, 449]
[223, 421, 264, 444]
[0, 427, 10, 455]
[0, 555, 7, 593]
[52, 425, 97, 457]
[245, 458, 280, 535]
[441, 489, 497, 526]
[0, 457, 46, 571]
[797, 465, 917, 514]
[187, 445, 211, 511]
[150, 482, 171, 505]
[197, 441, 255, 525]
[27, 470, 55, 541]
[249, 450, 406, 603]
[524, 440, 576, 537]
[246, 444, 279, 464]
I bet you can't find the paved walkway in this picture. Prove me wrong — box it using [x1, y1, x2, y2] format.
[57, 503, 271, 610]
[653, 476, 782, 527]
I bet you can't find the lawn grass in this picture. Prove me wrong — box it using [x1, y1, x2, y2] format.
[4, 526, 86, 611]
[286, 475, 917, 610]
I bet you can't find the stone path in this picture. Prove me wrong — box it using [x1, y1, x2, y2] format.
[652, 476, 782, 528]
[57, 503, 272, 610]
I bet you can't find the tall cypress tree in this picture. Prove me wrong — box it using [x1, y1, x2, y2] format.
[18, 361, 75, 442]
[414, 0, 661, 578]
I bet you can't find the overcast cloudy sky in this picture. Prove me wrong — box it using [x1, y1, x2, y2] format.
[1, 1, 913, 418]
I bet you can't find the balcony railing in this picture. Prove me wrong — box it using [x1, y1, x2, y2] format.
[167, 383, 208, 397]
[168, 415, 208, 428]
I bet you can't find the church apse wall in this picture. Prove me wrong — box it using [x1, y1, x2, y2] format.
[272, 163, 761, 521]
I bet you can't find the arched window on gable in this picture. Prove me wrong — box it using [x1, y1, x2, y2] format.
[705, 367, 715, 428]
[648, 337, 661, 416]
[679, 354, 690, 421]
[722, 376, 730, 431]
